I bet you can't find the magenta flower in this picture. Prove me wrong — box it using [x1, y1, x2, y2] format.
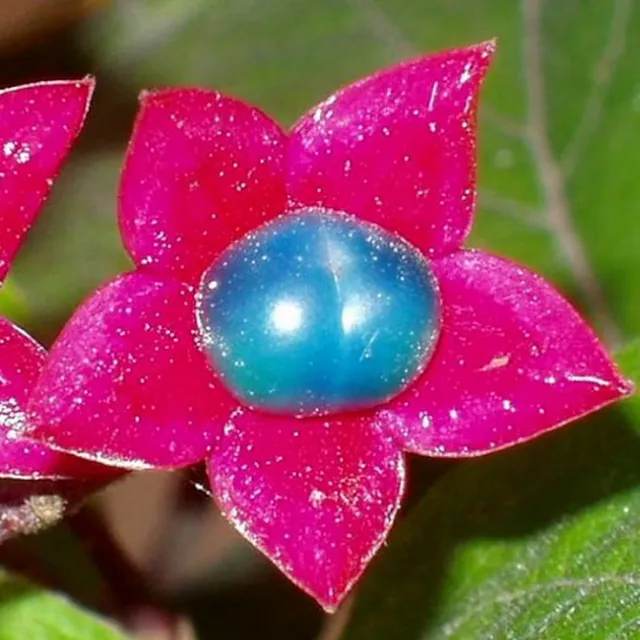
[0, 78, 113, 481]
[24, 42, 631, 610]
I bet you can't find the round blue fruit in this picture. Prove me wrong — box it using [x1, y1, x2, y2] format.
[197, 208, 441, 416]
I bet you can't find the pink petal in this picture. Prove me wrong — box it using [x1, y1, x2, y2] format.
[207, 410, 405, 611]
[381, 250, 633, 456]
[119, 89, 288, 283]
[287, 41, 494, 257]
[26, 272, 236, 469]
[0, 78, 93, 281]
[0, 317, 112, 479]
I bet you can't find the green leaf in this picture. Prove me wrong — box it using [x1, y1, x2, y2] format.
[341, 340, 640, 640]
[12, 152, 131, 343]
[0, 278, 32, 330]
[0, 569, 129, 640]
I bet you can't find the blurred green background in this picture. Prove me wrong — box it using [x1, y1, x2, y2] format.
[0, 1, 638, 638]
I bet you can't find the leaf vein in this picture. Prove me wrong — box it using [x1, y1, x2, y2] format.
[479, 189, 548, 230]
[349, 0, 525, 139]
[561, 0, 633, 177]
[608, 615, 640, 639]
[439, 574, 640, 638]
[521, 0, 622, 346]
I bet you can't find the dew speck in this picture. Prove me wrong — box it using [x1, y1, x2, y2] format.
[309, 488, 327, 507]
[427, 81, 439, 111]
[502, 399, 515, 412]
[565, 373, 610, 388]
[480, 354, 511, 372]
[16, 148, 30, 164]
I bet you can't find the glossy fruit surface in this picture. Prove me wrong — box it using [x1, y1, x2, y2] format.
[197, 208, 441, 415]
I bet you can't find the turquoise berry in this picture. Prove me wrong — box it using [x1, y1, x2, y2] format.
[197, 208, 441, 416]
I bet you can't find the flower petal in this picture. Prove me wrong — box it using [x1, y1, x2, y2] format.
[26, 272, 236, 469]
[0, 78, 93, 281]
[120, 89, 288, 283]
[207, 410, 405, 611]
[0, 318, 111, 480]
[287, 41, 494, 257]
[382, 250, 632, 456]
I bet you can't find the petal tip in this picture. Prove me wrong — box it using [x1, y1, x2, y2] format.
[477, 38, 498, 57]
[466, 38, 497, 79]
[387, 251, 637, 457]
[0, 76, 95, 132]
[138, 88, 164, 105]
[78, 74, 96, 90]
[317, 593, 346, 614]
[50, 76, 95, 108]
[619, 376, 636, 397]
[137, 87, 178, 108]
[602, 351, 635, 398]
[78, 75, 96, 121]
[208, 419, 405, 612]
[137, 88, 162, 111]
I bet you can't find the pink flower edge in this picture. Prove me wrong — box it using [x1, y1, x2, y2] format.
[0, 78, 118, 480]
[207, 409, 405, 612]
[0, 318, 115, 480]
[26, 272, 236, 470]
[117, 40, 495, 285]
[119, 87, 288, 283]
[375, 250, 633, 457]
[287, 40, 495, 258]
[0, 77, 95, 282]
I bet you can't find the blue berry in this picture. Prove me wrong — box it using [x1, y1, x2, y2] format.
[197, 208, 441, 416]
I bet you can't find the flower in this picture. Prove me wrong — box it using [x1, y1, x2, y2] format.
[23, 42, 632, 610]
[0, 78, 119, 483]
